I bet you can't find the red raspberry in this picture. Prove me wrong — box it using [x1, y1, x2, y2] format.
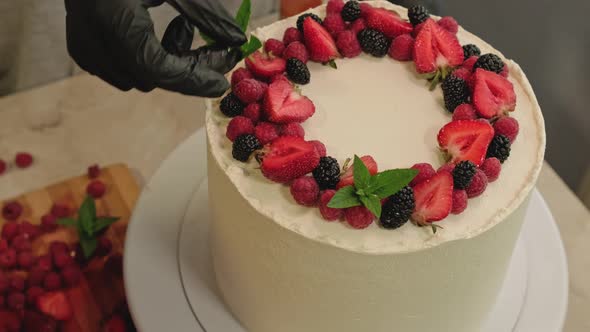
[17, 251, 34, 269]
[318, 190, 343, 221]
[481, 157, 502, 182]
[234, 79, 266, 104]
[359, 2, 372, 17]
[462, 56, 478, 71]
[438, 16, 459, 34]
[452, 103, 478, 120]
[466, 169, 488, 198]
[327, 0, 345, 14]
[230, 67, 253, 88]
[10, 275, 25, 292]
[103, 315, 127, 332]
[451, 189, 468, 214]
[409, 163, 436, 187]
[49, 241, 68, 256]
[14, 152, 33, 168]
[0, 273, 8, 292]
[28, 266, 48, 287]
[264, 38, 285, 56]
[1, 222, 19, 241]
[26, 286, 45, 305]
[242, 103, 261, 123]
[61, 265, 82, 287]
[309, 140, 327, 157]
[36, 254, 53, 272]
[50, 203, 71, 218]
[7, 292, 25, 310]
[437, 163, 456, 174]
[11, 235, 31, 252]
[0, 159, 6, 175]
[254, 122, 280, 145]
[350, 18, 367, 34]
[41, 214, 58, 232]
[493, 116, 519, 142]
[87, 180, 106, 198]
[290, 176, 320, 206]
[500, 64, 510, 77]
[226, 116, 255, 142]
[18, 221, 40, 239]
[87, 164, 101, 179]
[452, 67, 471, 82]
[336, 30, 362, 58]
[2, 201, 23, 221]
[43, 272, 62, 291]
[280, 123, 305, 138]
[389, 34, 414, 61]
[53, 250, 74, 269]
[96, 237, 113, 257]
[283, 41, 309, 64]
[283, 27, 302, 45]
[323, 14, 346, 37]
[0, 239, 7, 251]
[344, 206, 374, 229]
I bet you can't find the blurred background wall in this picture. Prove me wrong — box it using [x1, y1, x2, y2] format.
[0, 0, 588, 208]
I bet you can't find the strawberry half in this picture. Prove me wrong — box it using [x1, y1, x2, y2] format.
[365, 7, 413, 38]
[412, 171, 453, 225]
[337, 155, 378, 189]
[245, 51, 286, 79]
[437, 119, 494, 166]
[37, 291, 72, 321]
[303, 17, 340, 63]
[263, 80, 315, 123]
[413, 19, 463, 76]
[472, 68, 517, 118]
[261, 136, 320, 183]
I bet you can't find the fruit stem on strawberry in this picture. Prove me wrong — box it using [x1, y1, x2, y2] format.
[412, 219, 444, 234]
[340, 157, 352, 175]
[327, 59, 338, 69]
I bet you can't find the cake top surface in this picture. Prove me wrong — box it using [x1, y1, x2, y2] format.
[206, 1, 545, 254]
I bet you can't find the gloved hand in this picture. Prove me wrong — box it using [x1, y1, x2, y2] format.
[64, 0, 247, 97]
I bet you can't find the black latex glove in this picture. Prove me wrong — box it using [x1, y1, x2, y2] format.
[64, 0, 247, 97]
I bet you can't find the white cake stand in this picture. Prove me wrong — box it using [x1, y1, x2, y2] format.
[125, 128, 568, 332]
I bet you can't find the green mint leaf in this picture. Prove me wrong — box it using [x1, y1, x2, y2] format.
[240, 35, 262, 58]
[327, 59, 337, 69]
[93, 217, 120, 234]
[235, 0, 251, 32]
[360, 194, 382, 218]
[199, 32, 215, 45]
[79, 196, 97, 237]
[79, 234, 98, 259]
[353, 155, 370, 190]
[57, 218, 78, 228]
[327, 185, 362, 209]
[367, 169, 419, 199]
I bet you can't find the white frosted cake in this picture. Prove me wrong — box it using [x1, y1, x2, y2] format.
[205, 1, 545, 331]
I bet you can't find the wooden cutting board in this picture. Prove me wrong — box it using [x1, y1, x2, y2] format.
[0, 164, 139, 331]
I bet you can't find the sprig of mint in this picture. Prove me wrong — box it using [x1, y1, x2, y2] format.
[200, 0, 262, 58]
[57, 196, 119, 258]
[328, 155, 418, 219]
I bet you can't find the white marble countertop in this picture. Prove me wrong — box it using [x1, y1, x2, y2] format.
[0, 74, 588, 331]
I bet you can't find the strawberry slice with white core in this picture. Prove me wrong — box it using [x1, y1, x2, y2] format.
[337, 155, 378, 189]
[413, 19, 463, 75]
[263, 80, 315, 123]
[303, 17, 340, 63]
[245, 51, 286, 79]
[261, 136, 320, 183]
[365, 7, 413, 38]
[472, 68, 517, 118]
[437, 119, 495, 167]
[37, 291, 72, 321]
[412, 171, 453, 226]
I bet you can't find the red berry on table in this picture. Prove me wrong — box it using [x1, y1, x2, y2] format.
[52, 250, 74, 269]
[11, 234, 32, 252]
[500, 64, 510, 77]
[28, 266, 48, 287]
[437, 16, 459, 34]
[319, 190, 343, 221]
[43, 273, 62, 291]
[323, 14, 346, 37]
[472, 68, 516, 118]
[0, 311, 22, 332]
[451, 189, 468, 214]
[24, 310, 58, 332]
[412, 171, 454, 224]
[283, 27, 302, 45]
[49, 241, 68, 256]
[359, 2, 373, 18]
[41, 214, 58, 232]
[2, 201, 23, 221]
[234, 79, 267, 104]
[87, 180, 106, 198]
[350, 18, 367, 34]
[260, 136, 320, 183]
[230, 67, 253, 88]
[242, 103, 261, 124]
[0, 273, 8, 292]
[302, 17, 339, 63]
[17, 251, 34, 269]
[61, 265, 82, 287]
[481, 157, 502, 182]
[336, 30, 362, 58]
[264, 38, 285, 57]
[409, 163, 436, 187]
[36, 254, 53, 272]
[0, 239, 7, 251]
[344, 206, 374, 229]
[0, 159, 6, 175]
[226, 116, 255, 142]
[389, 34, 414, 61]
[14, 152, 33, 168]
[437, 119, 494, 167]
[337, 155, 378, 189]
[9, 275, 25, 292]
[327, 0, 345, 15]
[462, 55, 478, 70]
[309, 140, 327, 157]
[283, 41, 310, 64]
[104, 315, 127, 332]
[365, 7, 412, 38]
[452, 67, 471, 82]
[413, 19, 463, 74]
[37, 291, 72, 321]
[245, 51, 286, 79]
[26, 286, 45, 305]
[18, 221, 40, 239]
[263, 80, 315, 124]
[50, 203, 71, 218]
[280, 122, 305, 138]
[0, 248, 17, 269]
[87, 164, 101, 179]
[493, 116, 519, 142]
[290, 176, 320, 206]
[254, 122, 280, 145]
[466, 169, 488, 198]
[452, 104, 478, 121]
[1, 222, 19, 241]
[7, 292, 25, 310]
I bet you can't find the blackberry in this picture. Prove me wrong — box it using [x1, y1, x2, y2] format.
[462, 44, 481, 59]
[312, 156, 341, 190]
[380, 186, 415, 230]
[486, 135, 511, 163]
[408, 5, 429, 26]
[286, 58, 311, 85]
[452, 161, 477, 189]
[341, 1, 361, 22]
[441, 75, 469, 112]
[357, 29, 391, 57]
[220, 93, 245, 117]
[297, 13, 323, 32]
[232, 134, 261, 162]
[473, 53, 504, 74]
